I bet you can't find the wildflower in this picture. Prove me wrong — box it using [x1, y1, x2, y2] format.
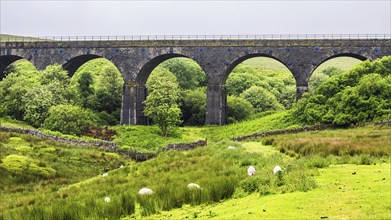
[102, 173, 108, 177]
[104, 197, 110, 203]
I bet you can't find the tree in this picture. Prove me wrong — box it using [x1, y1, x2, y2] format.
[293, 56, 391, 126]
[180, 88, 206, 126]
[227, 96, 254, 123]
[23, 86, 57, 127]
[75, 71, 97, 109]
[159, 58, 206, 90]
[43, 104, 100, 136]
[144, 68, 182, 137]
[241, 86, 284, 113]
[226, 72, 261, 96]
[95, 66, 124, 114]
[0, 62, 41, 120]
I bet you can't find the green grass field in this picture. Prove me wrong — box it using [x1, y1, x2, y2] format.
[0, 34, 43, 42]
[145, 163, 390, 219]
[1, 120, 389, 219]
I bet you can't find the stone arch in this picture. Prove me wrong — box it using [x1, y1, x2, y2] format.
[312, 53, 369, 76]
[136, 53, 206, 86]
[0, 55, 25, 80]
[129, 53, 207, 125]
[62, 54, 101, 78]
[221, 53, 292, 84]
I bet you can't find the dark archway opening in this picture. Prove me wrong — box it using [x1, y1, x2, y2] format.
[0, 55, 25, 80]
[62, 54, 101, 78]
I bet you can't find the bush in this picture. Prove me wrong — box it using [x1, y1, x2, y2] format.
[227, 96, 254, 123]
[293, 56, 391, 126]
[0, 155, 56, 181]
[43, 104, 100, 136]
[241, 86, 284, 113]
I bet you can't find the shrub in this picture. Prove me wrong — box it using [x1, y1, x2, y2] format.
[227, 96, 254, 123]
[0, 155, 56, 181]
[43, 104, 100, 136]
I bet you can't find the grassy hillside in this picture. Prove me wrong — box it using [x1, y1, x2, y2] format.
[0, 132, 133, 216]
[0, 34, 43, 42]
[145, 163, 390, 219]
[1, 123, 389, 219]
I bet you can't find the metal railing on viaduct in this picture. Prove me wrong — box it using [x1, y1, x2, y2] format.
[1, 35, 391, 125]
[1, 34, 390, 42]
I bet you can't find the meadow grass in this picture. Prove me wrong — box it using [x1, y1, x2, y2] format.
[0, 139, 321, 219]
[0, 132, 132, 214]
[260, 125, 391, 157]
[111, 111, 299, 153]
[0, 34, 45, 42]
[144, 163, 390, 220]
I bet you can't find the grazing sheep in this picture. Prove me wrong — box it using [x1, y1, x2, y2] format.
[227, 146, 236, 150]
[138, 188, 154, 195]
[273, 166, 283, 175]
[104, 197, 110, 203]
[120, 165, 124, 168]
[247, 166, 256, 176]
[187, 183, 202, 189]
[102, 173, 108, 178]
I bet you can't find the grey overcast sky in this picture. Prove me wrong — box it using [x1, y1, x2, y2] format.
[0, 0, 390, 37]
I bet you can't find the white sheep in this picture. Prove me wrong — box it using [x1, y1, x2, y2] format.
[104, 197, 110, 203]
[227, 146, 236, 150]
[102, 173, 108, 178]
[273, 166, 283, 175]
[120, 165, 124, 168]
[247, 166, 256, 176]
[187, 183, 202, 189]
[138, 188, 154, 195]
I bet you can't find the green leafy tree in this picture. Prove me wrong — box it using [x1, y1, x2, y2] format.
[159, 58, 206, 90]
[0, 62, 40, 119]
[95, 66, 124, 114]
[227, 96, 254, 123]
[144, 68, 182, 137]
[226, 72, 261, 96]
[75, 71, 97, 109]
[43, 104, 100, 136]
[179, 88, 206, 126]
[241, 86, 284, 113]
[22, 86, 57, 127]
[293, 56, 391, 126]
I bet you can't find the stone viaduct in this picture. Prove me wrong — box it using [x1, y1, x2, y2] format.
[0, 39, 390, 125]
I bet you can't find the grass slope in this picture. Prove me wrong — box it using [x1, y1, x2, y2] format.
[145, 163, 390, 219]
[1, 123, 390, 219]
[0, 34, 43, 42]
[0, 132, 133, 213]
